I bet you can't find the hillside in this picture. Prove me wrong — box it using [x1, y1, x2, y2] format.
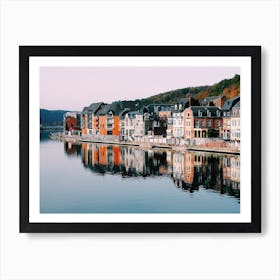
[140, 85, 209, 104]
[40, 109, 68, 126]
[139, 74, 240, 104]
[193, 74, 240, 102]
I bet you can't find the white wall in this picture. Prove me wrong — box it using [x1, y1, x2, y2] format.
[0, 0, 279, 279]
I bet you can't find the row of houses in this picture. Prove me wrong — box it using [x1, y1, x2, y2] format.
[63, 95, 240, 143]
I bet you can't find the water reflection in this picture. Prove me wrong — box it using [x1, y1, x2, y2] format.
[64, 142, 240, 201]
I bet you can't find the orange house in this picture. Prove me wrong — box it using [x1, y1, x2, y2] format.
[99, 115, 107, 136]
[96, 103, 122, 136]
[81, 107, 88, 135]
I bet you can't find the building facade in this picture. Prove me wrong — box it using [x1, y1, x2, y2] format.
[183, 106, 222, 140]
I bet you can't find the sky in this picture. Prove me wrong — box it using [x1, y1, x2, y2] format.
[40, 66, 240, 111]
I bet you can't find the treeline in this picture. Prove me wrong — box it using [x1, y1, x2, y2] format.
[138, 74, 240, 104]
[40, 109, 68, 126]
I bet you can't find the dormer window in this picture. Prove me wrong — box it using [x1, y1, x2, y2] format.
[174, 104, 178, 110]
[198, 110, 202, 117]
[217, 110, 220, 117]
[179, 104, 182, 110]
[207, 110, 211, 117]
[223, 112, 227, 117]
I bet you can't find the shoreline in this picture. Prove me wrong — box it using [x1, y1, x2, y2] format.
[49, 132, 240, 155]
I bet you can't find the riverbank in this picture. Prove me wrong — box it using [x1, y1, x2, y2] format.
[49, 132, 240, 155]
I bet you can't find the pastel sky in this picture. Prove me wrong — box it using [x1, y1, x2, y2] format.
[40, 66, 240, 111]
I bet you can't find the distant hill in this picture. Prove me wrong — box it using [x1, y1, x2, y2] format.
[40, 109, 68, 126]
[138, 74, 240, 104]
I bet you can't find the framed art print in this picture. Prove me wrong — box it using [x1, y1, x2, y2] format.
[19, 46, 261, 233]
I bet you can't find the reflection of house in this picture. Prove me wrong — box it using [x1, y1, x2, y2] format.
[77, 142, 240, 199]
[172, 152, 184, 182]
[183, 107, 222, 140]
[230, 156, 240, 187]
[222, 156, 231, 182]
[183, 152, 194, 184]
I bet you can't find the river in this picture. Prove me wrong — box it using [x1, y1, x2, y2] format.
[40, 132, 240, 213]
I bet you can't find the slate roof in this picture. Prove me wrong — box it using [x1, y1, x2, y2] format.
[88, 102, 104, 114]
[233, 101, 240, 108]
[223, 96, 240, 110]
[96, 104, 112, 116]
[201, 96, 221, 106]
[119, 108, 131, 119]
[188, 106, 222, 117]
[82, 107, 89, 113]
[173, 98, 189, 112]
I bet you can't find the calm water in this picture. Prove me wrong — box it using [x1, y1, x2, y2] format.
[40, 132, 240, 213]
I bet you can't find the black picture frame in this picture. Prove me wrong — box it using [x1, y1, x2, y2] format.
[20, 46, 261, 233]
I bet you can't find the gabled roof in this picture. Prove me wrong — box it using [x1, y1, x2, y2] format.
[119, 108, 131, 119]
[82, 107, 89, 113]
[89, 102, 104, 114]
[223, 96, 240, 110]
[233, 101, 240, 108]
[96, 104, 112, 116]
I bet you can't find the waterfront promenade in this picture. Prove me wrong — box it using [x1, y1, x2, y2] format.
[49, 132, 240, 155]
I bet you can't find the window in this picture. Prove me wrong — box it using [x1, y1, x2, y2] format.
[208, 120, 212, 127]
[217, 110, 220, 117]
[207, 111, 211, 117]
[202, 120, 206, 127]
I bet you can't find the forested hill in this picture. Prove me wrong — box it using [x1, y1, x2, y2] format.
[40, 109, 68, 126]
[192, 74, 240, 101]
[140, 85, 209, 104]
[139, 74, 240, 104]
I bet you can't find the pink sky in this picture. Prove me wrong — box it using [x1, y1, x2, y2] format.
[40, 66, 240, 111]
